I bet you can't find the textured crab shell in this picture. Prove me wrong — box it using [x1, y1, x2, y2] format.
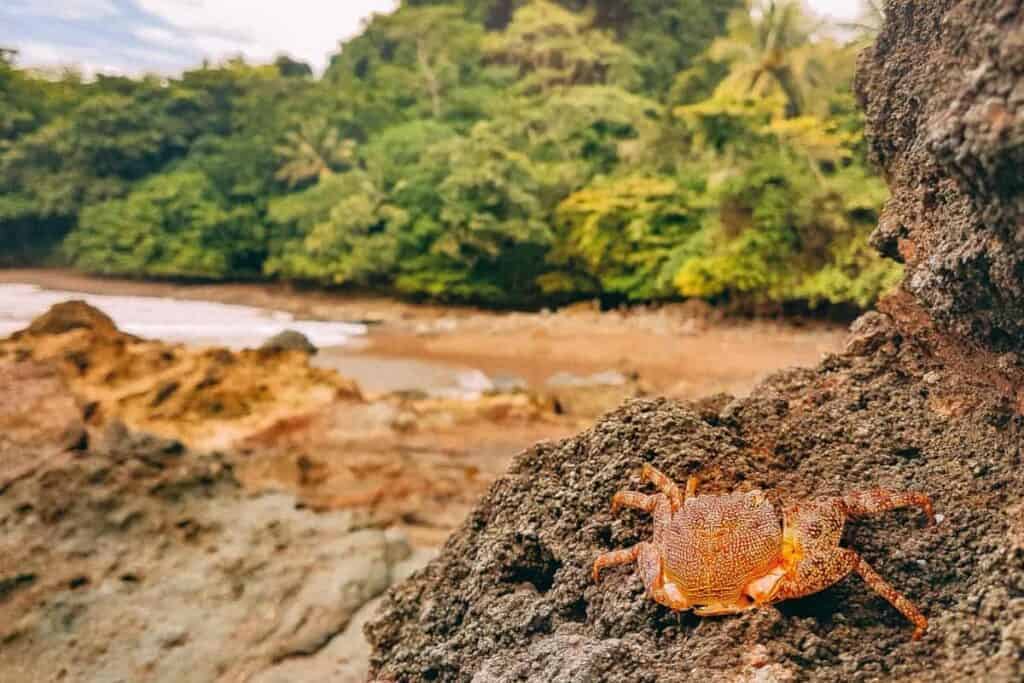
[662, 490, 782, 605]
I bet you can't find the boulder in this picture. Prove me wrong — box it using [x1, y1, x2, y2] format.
[855, 0, 1024, 353]
[367, 342, 1023, 680]
[1, 303, 361, 450]
[261, 329, 318, 355]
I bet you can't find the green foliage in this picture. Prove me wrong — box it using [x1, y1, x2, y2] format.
[265, 170, 406, 285]
[63, 170, 263, 278]
[543, 175, 702, 299]
[671, 148, 896, 308]
[483, 0, 639, 93]
[324, 6, 487, 130]
[274, 118, 355, 187]
[391, 123, 555, 304]
[1, 1, 897, 309]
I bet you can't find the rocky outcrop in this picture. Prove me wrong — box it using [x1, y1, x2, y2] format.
[24, 299, 119, 337]
[1, 301, 579, 548]
[367, 335, 1024, 681]
[856, 0, 1024, 353]
[0, 361, 427, 682]
[0, 361, 86, 489]
[367, 2, 1024, 680]
[0, 301, 361, 450]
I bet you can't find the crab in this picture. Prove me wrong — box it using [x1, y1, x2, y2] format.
[593, 465, 935, 639]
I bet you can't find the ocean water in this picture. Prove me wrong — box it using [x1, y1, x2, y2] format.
[0, 283, 366, 349]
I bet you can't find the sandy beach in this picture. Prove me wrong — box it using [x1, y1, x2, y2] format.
[0, 268, 847, 399]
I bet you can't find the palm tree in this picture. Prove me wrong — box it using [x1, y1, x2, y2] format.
[274, 118, 354, 187]
[706, 0, 824, 118]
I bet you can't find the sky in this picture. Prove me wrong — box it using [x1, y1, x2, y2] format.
[1, 1, 864, 77]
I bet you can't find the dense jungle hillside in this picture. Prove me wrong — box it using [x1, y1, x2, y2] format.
[0, 0, 896, 308]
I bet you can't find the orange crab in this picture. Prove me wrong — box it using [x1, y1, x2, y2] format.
[593, 465, 935, 639]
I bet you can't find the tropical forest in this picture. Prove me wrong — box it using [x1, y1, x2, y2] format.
[1, 0, 893, 309]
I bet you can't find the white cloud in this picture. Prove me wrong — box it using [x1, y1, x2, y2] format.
[10, 0, 120, 21]
[133, 25, 182, 48]
[16, 40, 130, 76]
[15, 35, 187, 77]
[14, 40, 66, 66]
[136, 0, 399, 72]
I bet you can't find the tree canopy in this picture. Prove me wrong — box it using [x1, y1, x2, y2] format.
[0, 0, 896, 309]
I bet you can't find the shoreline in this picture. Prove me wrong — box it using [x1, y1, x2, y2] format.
[0, 267, 848, 399]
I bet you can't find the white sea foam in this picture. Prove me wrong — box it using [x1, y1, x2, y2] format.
[0, 283, 366, 348]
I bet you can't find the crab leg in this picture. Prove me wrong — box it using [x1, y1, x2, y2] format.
[592, 542, 688, 609]
[775, 546, 928, 640]
[640, 464, 684, 510]
[592, 545, 640, 582]
[840, 489, 935, 525]
[852, 552, 929, 640]
[637, 543, 690, 610]
[693, 601, 754, 616]
[611, 491, 657, 514]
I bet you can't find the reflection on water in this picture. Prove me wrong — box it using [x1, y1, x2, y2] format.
[0, 283, 366, 348]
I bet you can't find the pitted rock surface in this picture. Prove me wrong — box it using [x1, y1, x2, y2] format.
[367, 333, 1024, 681]
[856, 0, 1024, 352]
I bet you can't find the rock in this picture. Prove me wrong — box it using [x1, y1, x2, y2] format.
[456, 369, 495, 395]
[490, 374, 529, 393]
[0, 376, 414, 682]
[368, 369, 1023, 680]
[0, 360, 85, 490]
[250, 545, 436, 683]
[414, 318, 458, 336]
[0, 302, 362, 450]
[261, 329, 318, 355]
[545, 370, 629, 388]
[543, 370, 639, 418]
[23, 300, 118, 337]
[855, 0, 1024, 353]
[844, 311, 896, 356]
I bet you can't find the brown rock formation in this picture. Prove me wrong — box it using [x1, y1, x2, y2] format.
[0, 301, 578, 548]
[0, 300, 362, 450]
[0, 363, 427, 682]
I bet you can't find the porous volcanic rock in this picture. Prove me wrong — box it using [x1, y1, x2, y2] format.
[367, 2, 1024, 680]
[367, 326, 1023, 681]
[856, 0, 1024, 353]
